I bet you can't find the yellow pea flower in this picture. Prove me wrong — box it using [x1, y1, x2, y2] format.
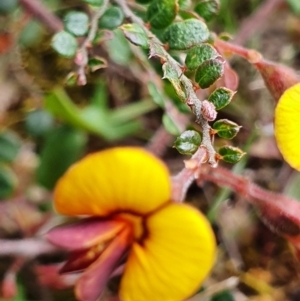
[47, 147, 216, 301]
[275, 83, 300, 170]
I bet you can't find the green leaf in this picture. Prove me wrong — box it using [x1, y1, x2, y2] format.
[213, 119, 241, 139]
[164, 19, 210, 50]
[13, 282, 33, 301]
[45, 88, 149, 140]
[120, 23, 149, 49]
[178, 0, 191, 10]
[286, 0, 300, 14]
[174, 130, 202, 155]
[162, 114, 181, 135]
[88, 56, 108, 72]
[0, 165, 17, 199]
[195, 58, 224, 89]
[211, 290, 235, 301]
[164, 82, 190, 113]
[147, 0, 177, 30]
[194, 0, 220, 22]
[208, 87, 235, 110]
[136, 0, 153, 3]
[25, 110, 54, 137]
[51, 31, 78, 58]
[19, 20, 44, 48]
[0, 0, 18, 14]
[98, 6, 124, 30]
[36, 126, 87, 189]
[218, 145, 245, 163]
[284, 172, 300, 200]
[0, 131, 21, 163]
[90, 80, 109, 109]
[185, 43, 219, 70]
[45, 88, 111, 139]
[109, 99, 157, 124]
[162, 62, 186, 100]
[64, 11, 89, 37]
[105, 29, 132, 65]
[148, 81, 165, 108]
[65, 72, 78, 86]
[82, 0, 103, 6]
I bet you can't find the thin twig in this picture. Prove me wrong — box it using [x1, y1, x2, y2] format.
[76, 0, 110, 85]
[233, 0, 284, 45]
[171, 147, 208, 202]
[146, 126, 174, 157]
[199, 165, 300, 243]
[0, 238, 61, 258]
[19, 0, 63, 33]
[113, 0, 217, 166]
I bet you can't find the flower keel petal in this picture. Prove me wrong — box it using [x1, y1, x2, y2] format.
[46, 218, 126, 250]
[76, 227, 132, 301]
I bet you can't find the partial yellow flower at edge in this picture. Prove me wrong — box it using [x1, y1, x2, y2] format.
[275, 83, 300, 171]
[54, 147, 171, 216]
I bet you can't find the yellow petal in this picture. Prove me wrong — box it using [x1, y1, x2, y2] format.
[54, 147, 171, 216]
[120, 203, 216, 301]
[275, 83, 300, 170]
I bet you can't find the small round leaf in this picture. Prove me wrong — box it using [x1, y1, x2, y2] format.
[0, 0, 18, 14]
[25, 110, 54, 137]
[208, 87, 235, 110]
[82, 0, 103, 6]
[211, 290, 235, 301]
[65, 72, 78, 86]
[147, 0, 177, 30]
[120, 23, 149, 49]
[178, 0, 192, 10]
[98, 6, 124, 30]
[0, 131, 21, 163]
[174, 130, 202, 155]
[213, 119, 241, 139]
[194, 0, 220, 22]
[51, 31, 78, 58]
[36, 126, 87, 190]
[164, 19, 209, 50]
[218, 145, 245, 163]
[88, 56, 107, 72]
[195, 58, 224, 89]
[64, 11, 89, 37]
[185, 43, 219, 70]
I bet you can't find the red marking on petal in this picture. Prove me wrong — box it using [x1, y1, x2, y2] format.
[75, 227, 132, 301]
[60, 244, 106, 274]
[46, 217, 127, 250]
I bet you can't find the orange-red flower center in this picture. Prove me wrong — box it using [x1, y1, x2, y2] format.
[114, 213, 146, 242]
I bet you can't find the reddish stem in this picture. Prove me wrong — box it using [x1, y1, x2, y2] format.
[146, 126, 174, 157]
[171, 147, 208, 202]
[0, 238, 60, 257]
[214, 38, 262, 63]
[199, 166, 300, 251]
[19, 0, 63, 33]
[233, 0, 284, 45]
